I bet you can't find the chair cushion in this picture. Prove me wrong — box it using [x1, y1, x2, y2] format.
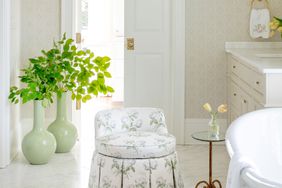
[96, 131, 176, 159]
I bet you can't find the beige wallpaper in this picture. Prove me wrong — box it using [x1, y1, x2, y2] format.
[20, 0, 60, 119]
[186, 0, 282, 119]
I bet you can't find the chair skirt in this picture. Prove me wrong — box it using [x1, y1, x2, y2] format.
[89, 152, 184, 188]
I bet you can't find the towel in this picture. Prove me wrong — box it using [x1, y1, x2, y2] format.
[226, 154, 256, 188]
[250, 8, 270, 39]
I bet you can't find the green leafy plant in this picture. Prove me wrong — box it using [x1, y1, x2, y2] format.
[9, 33, 114, 105]
[9, 57, 58, 106]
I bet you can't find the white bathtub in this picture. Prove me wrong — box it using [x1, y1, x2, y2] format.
[226, 108, 282, 188]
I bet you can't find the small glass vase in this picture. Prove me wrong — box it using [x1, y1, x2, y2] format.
[209, 114, 220, 138]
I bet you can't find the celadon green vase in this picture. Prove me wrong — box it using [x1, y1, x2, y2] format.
[47, 92, 78, 153]
[22, 100, 56, 165]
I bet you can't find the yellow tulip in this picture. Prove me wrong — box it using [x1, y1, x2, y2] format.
[277, 27, 282, 33]
[269, 19, 280, 30]
[217, 104, 227, 113]
[203, 103, 212, 112]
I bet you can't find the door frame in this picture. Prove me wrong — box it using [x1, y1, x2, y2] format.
[0, 0, 11, 168]
[170, 0, 185, 144]
[61, 0, 186, 144]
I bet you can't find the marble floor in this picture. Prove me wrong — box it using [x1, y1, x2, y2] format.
[0, 144, 229, 188]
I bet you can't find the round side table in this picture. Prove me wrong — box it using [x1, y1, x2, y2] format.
[191, 131, 225, 188]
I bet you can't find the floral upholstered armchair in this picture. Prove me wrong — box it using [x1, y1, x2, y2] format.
[89, 108, 184, 188]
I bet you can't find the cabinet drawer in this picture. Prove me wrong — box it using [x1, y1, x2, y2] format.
[230, 57, 265, 94]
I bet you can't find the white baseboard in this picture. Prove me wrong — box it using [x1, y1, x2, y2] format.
[184, 118, 228, 145]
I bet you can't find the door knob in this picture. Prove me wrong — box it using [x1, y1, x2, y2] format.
[127, 38, 134, 50]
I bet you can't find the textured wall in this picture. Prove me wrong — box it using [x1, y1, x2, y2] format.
[186, 0, 282, 118]
[20, 0, 60, 119]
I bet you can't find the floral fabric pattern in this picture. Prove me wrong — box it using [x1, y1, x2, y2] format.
[95, 108, 168, 138]
[90, 108, 184, 188]
[96, 131, 176, 159]
[89, 152, 184, 188]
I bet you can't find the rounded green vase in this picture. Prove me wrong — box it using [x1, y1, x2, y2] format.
[47, 93, 78, 153]
[22, 101, 57, 165]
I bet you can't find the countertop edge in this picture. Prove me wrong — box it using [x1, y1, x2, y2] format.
[225, 42, 282, 74]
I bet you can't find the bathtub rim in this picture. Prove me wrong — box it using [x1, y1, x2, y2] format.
[226, 108, 282, 188]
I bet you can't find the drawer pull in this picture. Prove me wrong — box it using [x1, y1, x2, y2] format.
[233, 93, 237, 96]
[243, 99, 247, 103]
[256, 81, 260, 85]
[233, 65, 236, 69]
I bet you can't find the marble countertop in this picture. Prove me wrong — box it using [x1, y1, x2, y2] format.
[225, 42, 282, 74]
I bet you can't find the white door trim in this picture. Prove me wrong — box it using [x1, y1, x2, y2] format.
[170, 0, 185, 144]
[61, 0, 76, 123]
[60, 0, 186, 144]
[61, 0, 76, 38]
[0, 0, 11, 168]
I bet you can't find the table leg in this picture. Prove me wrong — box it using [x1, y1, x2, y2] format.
[209, 142, 212, 185]
[195, 141, 223, 188]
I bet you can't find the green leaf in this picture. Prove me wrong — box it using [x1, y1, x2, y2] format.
[104, 72, 112, 78]
[71, 45, 77, 51]
[107, 86, 114, 93]
[93, 89, 98, 96]
[76, 94, 82, 100]
[29, 58, 40, 64]
[71, 93, 76, 100]
[77, 50, 85, 56]
[103, 63, 110, 69]
[102, 56, 111, 63]
[82, 95, 91, 103]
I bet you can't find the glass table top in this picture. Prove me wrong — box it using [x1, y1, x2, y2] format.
[191, 131, 225, 142]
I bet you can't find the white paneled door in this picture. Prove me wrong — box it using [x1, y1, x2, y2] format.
[124, 0, 172, 129]
[62, 0, 185, 143]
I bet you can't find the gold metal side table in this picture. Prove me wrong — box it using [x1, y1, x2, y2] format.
[191, 131, 225, 188]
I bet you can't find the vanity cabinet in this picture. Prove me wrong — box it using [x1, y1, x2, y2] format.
[227, 55, 282, 124]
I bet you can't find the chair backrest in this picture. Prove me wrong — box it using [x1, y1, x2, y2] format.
[95, 107, 168, 138]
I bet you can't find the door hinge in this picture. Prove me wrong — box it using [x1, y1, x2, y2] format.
[126, 37, 134, 50]
[76, 32, 82, 44]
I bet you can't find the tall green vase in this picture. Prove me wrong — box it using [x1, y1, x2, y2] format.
[47, 92, 78, 153]
[22, 100, 56, 165]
